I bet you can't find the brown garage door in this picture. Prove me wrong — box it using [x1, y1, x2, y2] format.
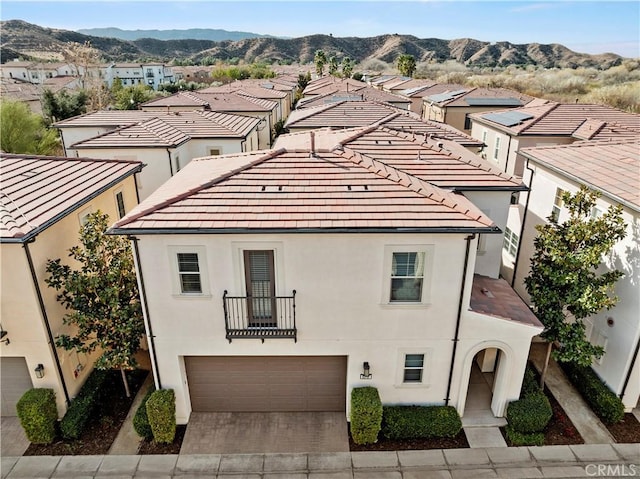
[1, 357, 34, 416]
[185, 356, 347, 412]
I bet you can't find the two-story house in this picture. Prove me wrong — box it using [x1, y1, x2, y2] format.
[109, 136, 542, 424]
[0, 153, 142, 417]
[503, 139, 640, 412]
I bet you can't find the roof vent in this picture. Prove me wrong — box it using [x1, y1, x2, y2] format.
[481, 287, 495, 298]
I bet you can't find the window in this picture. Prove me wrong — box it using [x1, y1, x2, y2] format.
[403, 354, 424, 383]
[464, 114, 471, 130]
[115, 191, 126, 219]
[591, 206, 602, 219]
[209, 148, 221, 156]
[177, 253, 202, 294]
[503, 227, 519, 257]
[551, 188, 565, 222]
[390, 252, 424, 302]
[78, 206, 93, 226]
[493, 136, 501, 161]
[481, 129, 488, 145]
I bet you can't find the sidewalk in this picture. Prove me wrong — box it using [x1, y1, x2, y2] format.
[528, 342, 614, 444]
[2, 445, 638, 478]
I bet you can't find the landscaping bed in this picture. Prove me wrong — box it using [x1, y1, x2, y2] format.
[137, 425, 186, 454]
[349, 426, 468, 451]
[605, 413, 640, 443]
[23, 369, 148, 456]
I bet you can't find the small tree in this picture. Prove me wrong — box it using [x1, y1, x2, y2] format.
[341, 57, 355, 79]
[0, 100, 60, 155]
[314, 49, 327, 77]
[114, 83, 155, 110]
[328, 56, 339, 76]
[45, 211, 145, 397]
[525, 186, 626, 388]
[396, 54, 417, 77]
[42, 89, 88, 125]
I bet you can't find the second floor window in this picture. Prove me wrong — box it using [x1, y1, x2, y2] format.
[177, 253, 202, 294]
[551, 188, 565, 222]
[503, 227, 519, 257]
[493, 136, 501, 161]
[390, 252, 424, 302]
[115, 191, 126, 219]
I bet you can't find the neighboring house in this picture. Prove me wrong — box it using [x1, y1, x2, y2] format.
[0, 153, 142, 417]
[67, 111, 260, 200]
[200, 84, 292, 124]
[0, 61, 78, 84]
[502, 139, 640, 412]
[109, 137, 541, 425]
[104, 62, 175, 90]
[0, 77, 44, 114]
[283, 100, 484, 151]
[469, 101, 640, 176]
[297, 86, 411, 111]
[423, 87, 534, 135]
[141, 91, 277, 149]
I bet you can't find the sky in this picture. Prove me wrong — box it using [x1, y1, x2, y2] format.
[2, 1, 639, 58]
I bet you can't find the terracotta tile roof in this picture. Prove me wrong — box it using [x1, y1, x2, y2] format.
[303, 77, 367, 95]
[472, 102, 640, 136]
[443, 87, 534, 107]
[0, 78, 42, 102]
[0, 153, 142, 241]
[520, 139, 640, 211]
[53, 110, 160, 128]
[380, 112, 483, 147]
[111, 147, 498, 233]
[276, 126, 523, 191]
[388, 79, 435, 92]
[572, 120, 640, 141]
[398, 83, 438, 98]
[470, 275, 542, 328]
[70, 117, 191, 149]
[199, 84, 289, 100]
[297, 86, 410, 109]
[371, 75, 411, 87]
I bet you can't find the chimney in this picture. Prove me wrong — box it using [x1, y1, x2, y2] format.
[310, 130, 315, 154]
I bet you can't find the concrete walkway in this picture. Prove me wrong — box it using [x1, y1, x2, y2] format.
[529, 343, 615, 444]
[0, 417, 29, 457]
[2, 444, 638, 478]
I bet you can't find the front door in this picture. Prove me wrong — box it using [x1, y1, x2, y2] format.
[244, 250, 276, 327]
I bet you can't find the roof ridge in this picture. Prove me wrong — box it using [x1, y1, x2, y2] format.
[339, 146, 494, 227]
[0, 152, 142, 166]
[113, 149, 286, 229]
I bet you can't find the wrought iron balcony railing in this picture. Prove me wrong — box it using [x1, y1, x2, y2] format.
[223, 290, 296, 342]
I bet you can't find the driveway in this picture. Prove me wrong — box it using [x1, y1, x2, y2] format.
[180, 412, 349, 454]
[1, 417, 30, 456]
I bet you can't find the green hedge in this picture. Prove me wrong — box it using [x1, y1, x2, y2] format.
[561, 362, 624, 424]
[16, 388, 58, 444]
[133, 388, 155, 440]
[520, 365, 541, 398]
[60, 369, 109, 439]
[505, 425, 545, 446]
[382, 405, 462, 440]
[506, 391, 553, 434]
[146, 389, 176, 444]
[350, 387, 383, 445]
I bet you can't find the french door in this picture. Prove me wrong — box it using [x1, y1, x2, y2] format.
[244, 250, 276, 327]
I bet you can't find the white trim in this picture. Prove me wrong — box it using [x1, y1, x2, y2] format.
[231, 241, 285, 296]
[395, 348, 432, 388]
[381, 244, 434, 306]
[167, 245, 211, 298]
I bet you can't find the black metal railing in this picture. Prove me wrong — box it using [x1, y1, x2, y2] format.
[223, 290, 297, 342]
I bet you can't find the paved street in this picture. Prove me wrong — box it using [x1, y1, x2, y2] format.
[2, 444, 639, 478]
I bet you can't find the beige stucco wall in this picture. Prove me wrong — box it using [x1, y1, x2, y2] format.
[58, 127, 118, 156]
[133, 230, 540, 423]
[509, 162, 640, 410]
[0, 175, 139, 415]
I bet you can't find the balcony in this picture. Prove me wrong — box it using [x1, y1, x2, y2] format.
[223, 290, 297, 342]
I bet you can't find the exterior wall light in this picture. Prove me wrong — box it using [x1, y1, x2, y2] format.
[360, 361, 372, 379]
[34, 364, 45, 379]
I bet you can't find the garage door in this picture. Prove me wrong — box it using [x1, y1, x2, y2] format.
[185, 356, 347, 412]
[1, 357, 33, 416]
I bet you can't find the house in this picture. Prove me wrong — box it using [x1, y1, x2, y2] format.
[283, 100, 484, 151]
[297, 85, 411, 111]
[140, 91, 278, 149]
[423, 87, 534, 134]
[104, 62, 174, 90]
[0, 61, 78, 84]
[0, 77, 44, 114]
[109, 136, 542, 424]
[0, 153, 143, 417]
[199, 84, 292, 124]
[66, 111, 261, 200]
[469, 101, 640, 176]
[502, 139, 640, 412]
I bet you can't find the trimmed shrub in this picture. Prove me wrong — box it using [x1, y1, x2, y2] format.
[382, 405, 462, 440]
[506, 391, 553, 433]
[146, 389, 176, 444]
[505, 425, 545, 446]
[350, 387, 383, 445]
[520, 365, 541, 398]
[16, 388, 58, 444]
[60, 369, 109, 439]
[561, 362, 624, 424]
[133, 388, 155, 440]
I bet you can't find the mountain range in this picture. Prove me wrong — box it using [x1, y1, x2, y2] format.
[76, 27, 274, 42]
[0, 20, 624, 70]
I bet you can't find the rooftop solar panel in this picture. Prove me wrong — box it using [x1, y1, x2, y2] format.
[482, 111, 534, 127]
[427, 89, 468, 103]
[465, 97, 524, 106]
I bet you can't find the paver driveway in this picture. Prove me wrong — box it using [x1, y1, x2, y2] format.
[180, 412, 349, 454]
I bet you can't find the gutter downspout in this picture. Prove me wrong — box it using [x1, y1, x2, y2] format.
[166, 148, 174, 177]
[445, 233, 475, 405]
[620, 332, 640, 402]
[503, 135, 513, 174]
[511, 158, 534, 288]
[23, 239, 70, 405]
[129, 236, 162, 389]
[133, 170, 141, 205]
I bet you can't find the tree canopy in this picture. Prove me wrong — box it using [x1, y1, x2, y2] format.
[396, 54, 417, 77]
[45, 211, 145, 396]
[42, 89, 88, 125]
[0, 100, 60, 155]
[525, 186, 626, 372]
[314, 50, 327, 76]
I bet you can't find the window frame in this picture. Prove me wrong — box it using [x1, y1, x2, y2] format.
[551, 187, 565, 222]
[395, 349, 432, 387]
[382, 245, 434, 306]
[493, 136, 501, 161]
[114, 189, 126, 219]
[168, 246, 210, 297]
[77, 205, 93, 226]
[503, 227, 519, 258]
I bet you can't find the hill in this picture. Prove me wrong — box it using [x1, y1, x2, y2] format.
[0, 20, 624, 69]
[76, 27, 272, 42]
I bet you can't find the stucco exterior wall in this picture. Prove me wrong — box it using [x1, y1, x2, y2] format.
[59, 127, 118, 156]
